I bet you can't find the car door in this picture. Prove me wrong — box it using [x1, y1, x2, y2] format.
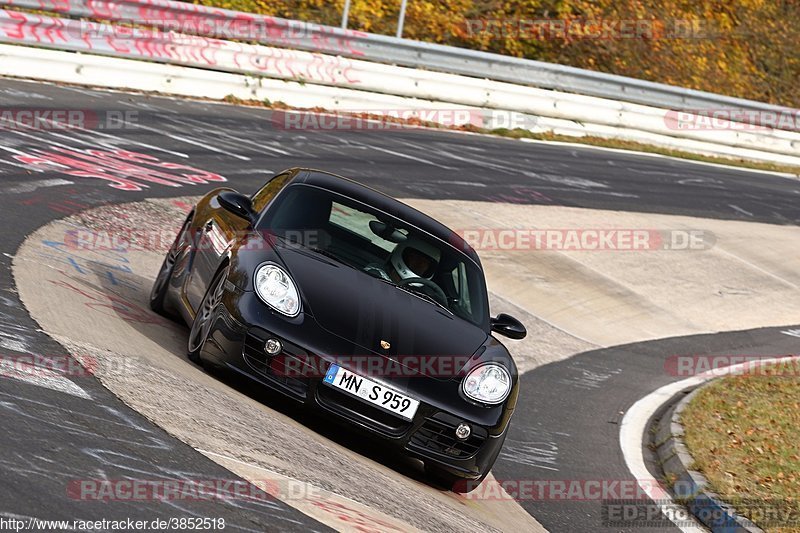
[186, 171, 297, 311]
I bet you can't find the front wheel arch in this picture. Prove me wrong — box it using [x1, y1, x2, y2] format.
[187, 260, 230, 363]
[150, 210, 194, 316]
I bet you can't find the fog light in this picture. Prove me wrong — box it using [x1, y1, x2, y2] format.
[265, 338, 282, 355]
[455, 423, 471, 440]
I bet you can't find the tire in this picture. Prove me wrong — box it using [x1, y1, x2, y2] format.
[150, 214, 192, 316]
[187, 265, 229, 364]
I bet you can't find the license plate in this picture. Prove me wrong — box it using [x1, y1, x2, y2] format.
[323, 364, 419, 421]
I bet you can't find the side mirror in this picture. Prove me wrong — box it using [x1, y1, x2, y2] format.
[491, 313, 527, 340]
[218, 191, 256, 223]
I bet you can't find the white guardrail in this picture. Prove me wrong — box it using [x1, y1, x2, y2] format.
[0, 2, 798, 166]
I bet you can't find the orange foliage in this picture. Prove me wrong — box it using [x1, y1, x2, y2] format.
[189, 0, 799, 107]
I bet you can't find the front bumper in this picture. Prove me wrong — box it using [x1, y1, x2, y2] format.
[200, 291, 514, 480]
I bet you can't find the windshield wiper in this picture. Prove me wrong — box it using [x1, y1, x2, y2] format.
[394, 283, 454, 316]
[307, 247, 355, 269]
[308, 247, 339, 261]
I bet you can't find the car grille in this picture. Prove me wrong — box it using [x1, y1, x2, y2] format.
[316, 384, 412, 436]
[242, 329, 309, 398]
[409, 413, 487, 459]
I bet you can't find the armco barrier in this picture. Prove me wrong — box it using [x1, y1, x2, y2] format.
[2, 42, 799, 169]
[2, 0, 798, 132]
[0, 8, 798, 166]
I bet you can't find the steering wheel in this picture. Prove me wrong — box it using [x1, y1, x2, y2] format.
[399, 277, 448, 307]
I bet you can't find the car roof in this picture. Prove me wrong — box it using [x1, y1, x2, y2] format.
[291, 168, 482, 267]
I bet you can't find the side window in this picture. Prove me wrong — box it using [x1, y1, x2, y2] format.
[251, 173, 292, 213]
[451, 262, 472, 311]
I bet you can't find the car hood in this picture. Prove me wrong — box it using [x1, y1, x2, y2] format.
[275, 245, 488, 364]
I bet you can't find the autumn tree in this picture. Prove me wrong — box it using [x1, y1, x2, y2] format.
[188, 0, 800, 107]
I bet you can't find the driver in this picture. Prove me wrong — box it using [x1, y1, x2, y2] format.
[388, 238, 441, 283]
[363, 237, 441, 287]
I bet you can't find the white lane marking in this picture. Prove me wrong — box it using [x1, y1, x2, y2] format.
[678, 178, 724, 187]
[619, 355, 800, 532]
[500, 440, 561, 471]
[3, 127, 111, 160]
[366, 144, 455, 170]
[0, 144, 49, 171]
[164, 116, 293, 157]
[397, 138, 512, 173]
[0, 336, 28, 353]
[0, 358, 91, 400]
[728, 204, 754, 217]
[56, 86, 103, 98]
[403, 139, 633, 199]
[115, 99, 178, 113]
[434, 180, 487, 187]
[530, 185, 639, 198]
[0, 87, 54, 100]
[227, 168, 275, 175]
[340, 137, 455, 170]
[781, 329, 800, 338]
[5, 124, 192, 173]
[49, 124, 190, 158]
[2, 178, 73, 194]
[128, 123, 251, 161]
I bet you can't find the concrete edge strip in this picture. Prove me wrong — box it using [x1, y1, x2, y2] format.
[655, 385, 764, 532]
[619, 355, 800, 533]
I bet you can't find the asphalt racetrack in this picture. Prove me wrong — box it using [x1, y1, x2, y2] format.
[1, 78, 798, 532]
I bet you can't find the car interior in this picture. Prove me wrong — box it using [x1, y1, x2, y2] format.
[263, 185, 486, 325]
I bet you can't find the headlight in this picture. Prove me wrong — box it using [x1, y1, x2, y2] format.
[254, 263, 300, 317]
[462, 364, 511, 404]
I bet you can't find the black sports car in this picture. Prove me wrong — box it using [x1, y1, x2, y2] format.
[150, 168, 526, 492]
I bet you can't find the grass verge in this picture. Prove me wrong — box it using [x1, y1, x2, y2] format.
[681, 363, 800, 532]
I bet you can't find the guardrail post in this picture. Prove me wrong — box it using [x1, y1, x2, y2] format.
[342, 0, 351, 29]
[396, 0, 408, 38]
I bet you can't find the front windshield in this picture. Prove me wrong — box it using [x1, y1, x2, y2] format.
[259, 184, 489, 328]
